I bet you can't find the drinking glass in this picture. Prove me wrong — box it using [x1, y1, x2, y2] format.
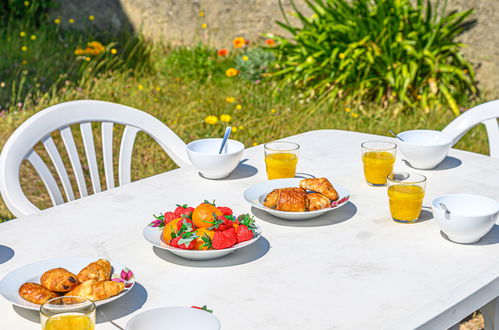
[387, 172, 427, 223]
[264, 141, 300, 180]
[40, 296, 95, 330]
[361, 141, 397, 186]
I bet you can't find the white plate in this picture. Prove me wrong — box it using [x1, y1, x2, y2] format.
[143, 224, 262, 261]
[126, 306, 221, 330]
[243, 178, 350, 220]
[0, 257, 135, 310]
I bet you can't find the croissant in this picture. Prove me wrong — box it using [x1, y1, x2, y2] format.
[77, 259, 112, 282]
[65, 280, 125, 301]
[40, 268, 78, 292]
[264, 188, 308, 212]
[307, 193, 331, 211]
[19, 282, 59, 304]
[300, 178, 339, 201]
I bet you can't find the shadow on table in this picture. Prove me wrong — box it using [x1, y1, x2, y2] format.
[251, 202, 357, 227]
[198, 160, 258, 181]
[440, 225, 499, 246]
[403, 156, 462, 171]
[0, 245, 14, 264]
[12, 282, 147, 324]
[417, 207, 433, 222]
[153, 236, 270, 268]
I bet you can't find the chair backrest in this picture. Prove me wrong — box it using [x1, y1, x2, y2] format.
[442, 99, 499, 158]
[0, 100, 190, 217]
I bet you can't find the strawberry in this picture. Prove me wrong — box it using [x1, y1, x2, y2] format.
[163, 211, 177, 224]
[217, 206, 233, 216]
[212, 227, 237, 250]
[236, 224, 254, 243]
[191, 305, 213, 313]
[174, 204, 195, 218]
[209, 216, 234, 232]
[176, 218, 195, 233]
[170, 231, 197, 249]
[234, 214, 258, 243]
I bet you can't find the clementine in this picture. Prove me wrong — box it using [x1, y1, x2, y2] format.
[192, 203, 222, 229]
[193, 228, 215, 250]
[162, 218, 182, 243]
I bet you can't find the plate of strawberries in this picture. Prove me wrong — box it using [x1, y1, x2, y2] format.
[143, 201, 262, 260]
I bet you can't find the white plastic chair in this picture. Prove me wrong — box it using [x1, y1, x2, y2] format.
[0, 100, 190, 217]
[442, 99, 499, 158]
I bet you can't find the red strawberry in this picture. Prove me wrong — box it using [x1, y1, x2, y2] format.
[170, 231, 197, 250]
[212, 227, 237, 250]
[217, 206, 233, 216]
[210, 216, 234, 232]
[163, 211, 177, 224]
[176, 218, 195, 232]
[236, 224, 254, 243]
[174, 204, 194, 218]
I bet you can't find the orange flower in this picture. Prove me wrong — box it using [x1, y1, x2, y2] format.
[265, 39, 276, 46]
[232, 37, 245, 49]
[217, 48, 229, 56]
[225, 68, 239, 77]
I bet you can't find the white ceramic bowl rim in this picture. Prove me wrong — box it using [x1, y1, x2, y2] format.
[432, 193, 499, 217]
[398, 130, 453, 147]
[186, 138, 244, 156]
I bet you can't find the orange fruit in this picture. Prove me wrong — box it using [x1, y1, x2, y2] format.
[193, 228, 215, 250]
[192, 203, 222, 229]
[162, 218, 182, 243]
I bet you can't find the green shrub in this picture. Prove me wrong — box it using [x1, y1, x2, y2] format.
[235, 48, 275, 82]
[271, 0, 478, 114]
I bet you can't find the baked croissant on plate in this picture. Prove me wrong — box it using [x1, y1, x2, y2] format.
[300, 178, 339, 201]
[19, 282, 59, 304]
[40, 268, 78, 292]
[307, 193, 331, 211]
[77, 259, 112, 283]
[264, 187, 308, 212]
[65, 280, 125, 301]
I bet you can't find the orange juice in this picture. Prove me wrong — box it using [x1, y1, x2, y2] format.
[362, 151, 395, 185]
[44, 314, 94, 330]
[388, 184, 425, 221]
[265, 152, 298, 179]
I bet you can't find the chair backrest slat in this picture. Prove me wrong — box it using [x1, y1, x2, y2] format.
[41, 135, 75, 202]
[118, 125, 140, 186]
[59, 126, 89, 198]
[80, 122, 101, 194]
[26, 150, 64, 206]
[484, 118, 499, 158]
[101, 122, 115, 189]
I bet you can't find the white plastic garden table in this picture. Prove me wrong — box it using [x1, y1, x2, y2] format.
[1, 129, 498, 330]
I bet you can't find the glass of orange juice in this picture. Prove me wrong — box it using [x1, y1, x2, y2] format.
[361, 141, 397, 186]
[40, 296, 95, 330]
[264, 141, 299, 180]
[387, 172, 426, 223]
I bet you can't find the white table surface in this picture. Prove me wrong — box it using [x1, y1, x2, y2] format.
[1, 129, 498, 330]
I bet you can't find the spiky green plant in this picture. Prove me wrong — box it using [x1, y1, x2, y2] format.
[270, 0, 478, 115]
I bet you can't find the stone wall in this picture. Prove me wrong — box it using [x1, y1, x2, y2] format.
[51, 0, 498, 93]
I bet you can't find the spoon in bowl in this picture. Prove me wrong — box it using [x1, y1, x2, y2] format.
[389, 130, 405, 142]
[440, 203, 451, 217]
[219, 126, 232, 154]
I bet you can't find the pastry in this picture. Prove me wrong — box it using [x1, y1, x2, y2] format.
[307, 193, 331, 211]
[18, 282, 59, 304]
[40, 268, 78, 292]
[299, 178, 339, 201]
[263, 187, 308, 212]
[65, 280, 125, 301]
[77, 259, 112, 282]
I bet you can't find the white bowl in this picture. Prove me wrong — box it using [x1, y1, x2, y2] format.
[398, 130, 453, 169]
[126, 306, 221, 330]
[432, 194, 499, 244]
[186, 138, 244, 179]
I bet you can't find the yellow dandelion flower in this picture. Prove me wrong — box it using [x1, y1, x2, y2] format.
[351, 113, 359, 118]
[30, 35, 36, 40]
[22, 60, 27, 65]
[225, 68, 239, 77]
[24, 1, 30, 6]
[21, 46, 27, 52]
[85, 57, 91, 62]
[238, 125, 244, 130]
[199, 11, 205, 17]
[88, 15, 95, 21]
[155, 86, 161, 92]
[235, 104, 242, 110]
[20, 32, 26, 37]
[311, 13, 319, 20]
[54, 18, 61, 24]
[138, 84, 144, 90]
[201, 23, 207, 29]
[344, 107, 351, 113]
[68, 18, 75, 24]
[252, 142, 258, 146]
[225, 96, 235, 103]
[339, 53, 346, 59]
[0, 82, 5, 88]
[242, 55, 249, 61]
[271, 108, 276, 113]
[417, 95, 423, 100]
[111, 48, 118, 54]
[204, 115, 218, 125]
[220, 114, 232, 123]
[231, 126, 238, 132]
